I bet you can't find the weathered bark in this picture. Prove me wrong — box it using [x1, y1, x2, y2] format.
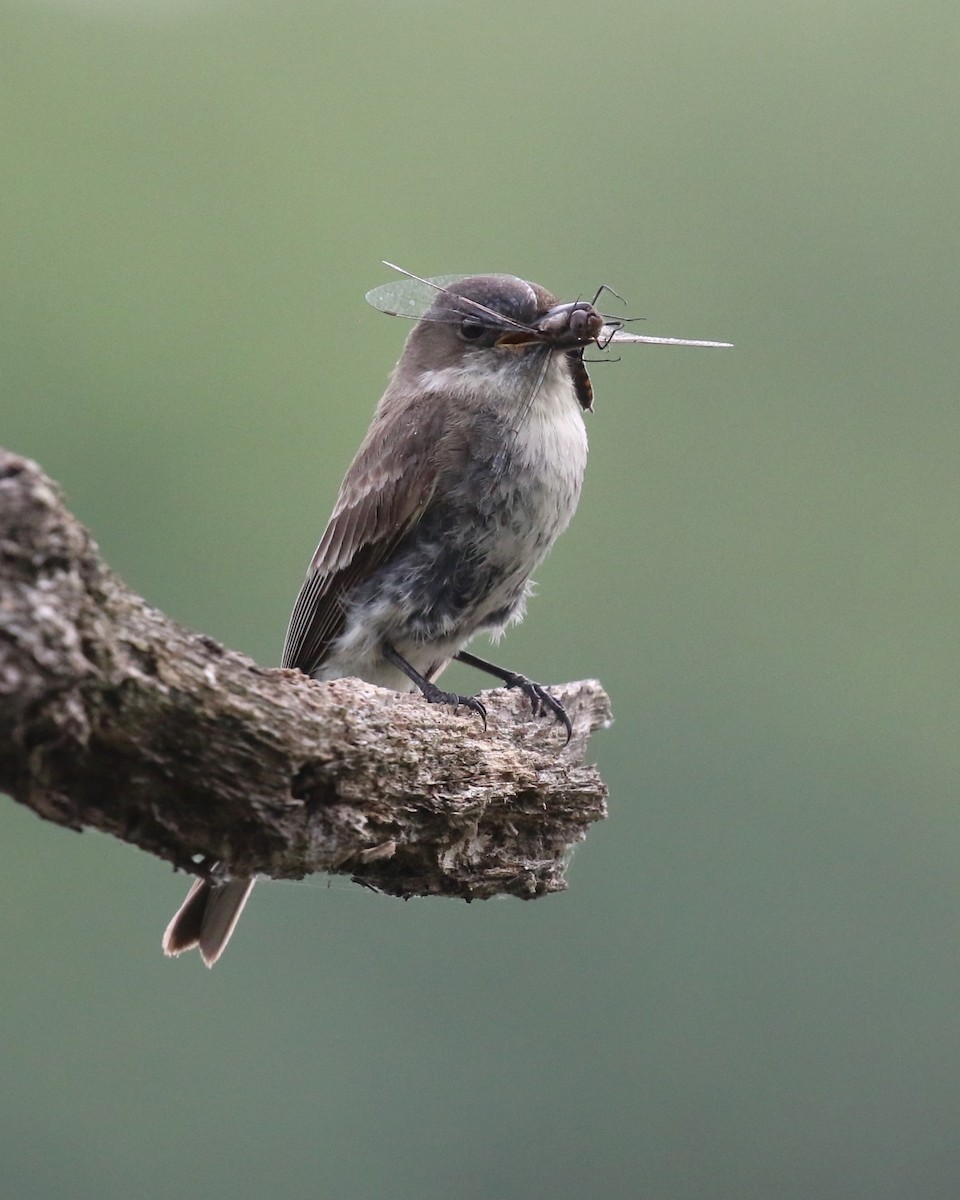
[0, 448, 610, 900]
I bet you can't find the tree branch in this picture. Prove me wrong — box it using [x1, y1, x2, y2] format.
[0, 448, 610, 901]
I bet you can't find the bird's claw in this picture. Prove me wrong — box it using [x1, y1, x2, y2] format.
[503, 673, 572, 744]
[422, 683, 488, 732]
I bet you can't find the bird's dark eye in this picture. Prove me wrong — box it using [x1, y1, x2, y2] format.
[458, 318, 487, 341]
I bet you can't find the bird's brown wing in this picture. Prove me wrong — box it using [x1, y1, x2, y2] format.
[281, 404, 443, 676]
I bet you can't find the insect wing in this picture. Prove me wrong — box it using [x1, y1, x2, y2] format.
[602, 326, 733, 349]
[364, 274, 467, 320]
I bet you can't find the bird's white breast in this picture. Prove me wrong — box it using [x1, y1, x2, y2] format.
[510, 361, 588, 540]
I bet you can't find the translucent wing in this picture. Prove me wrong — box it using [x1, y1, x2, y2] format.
[602, 327, 733, 349]
[364, 274, 468, 320]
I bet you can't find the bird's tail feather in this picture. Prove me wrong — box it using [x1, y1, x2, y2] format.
[162, 876, 255, 967]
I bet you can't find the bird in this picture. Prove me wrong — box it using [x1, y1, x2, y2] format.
[162, 269, 731, 965]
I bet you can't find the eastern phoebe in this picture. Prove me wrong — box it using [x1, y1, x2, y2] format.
[163, 269, 730, 965]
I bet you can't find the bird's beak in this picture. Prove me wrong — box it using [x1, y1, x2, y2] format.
[494, 330, 547, 348]
[494, 302, 605, 351]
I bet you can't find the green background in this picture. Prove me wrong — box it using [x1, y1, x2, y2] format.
[2, 1, 959, 1197]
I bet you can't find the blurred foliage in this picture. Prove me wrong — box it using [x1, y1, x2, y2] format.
[2, 2, 959, 1198]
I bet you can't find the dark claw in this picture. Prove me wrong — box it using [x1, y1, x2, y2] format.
[421, 682, 488, 732]
[502, 672, 572, 745]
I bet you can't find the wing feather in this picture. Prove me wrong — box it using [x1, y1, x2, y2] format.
[281, 400, 443, 676]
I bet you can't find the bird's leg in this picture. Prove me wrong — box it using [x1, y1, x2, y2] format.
[455, 650, 572, 744]
[383, 643, 487, 730]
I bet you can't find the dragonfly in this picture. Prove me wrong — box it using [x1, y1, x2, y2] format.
[365, 263, 731, 413]
[365, 262, 734, 351]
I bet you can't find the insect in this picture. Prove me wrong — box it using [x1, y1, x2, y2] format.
[365, 262, 735, 348]
[366, 263, 732, 412]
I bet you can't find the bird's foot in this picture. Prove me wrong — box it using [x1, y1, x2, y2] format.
[501, 673, 572, 744]
[420, 681, 488, 732]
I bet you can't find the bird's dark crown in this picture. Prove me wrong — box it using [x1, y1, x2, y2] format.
[424, 275, 557, 333]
